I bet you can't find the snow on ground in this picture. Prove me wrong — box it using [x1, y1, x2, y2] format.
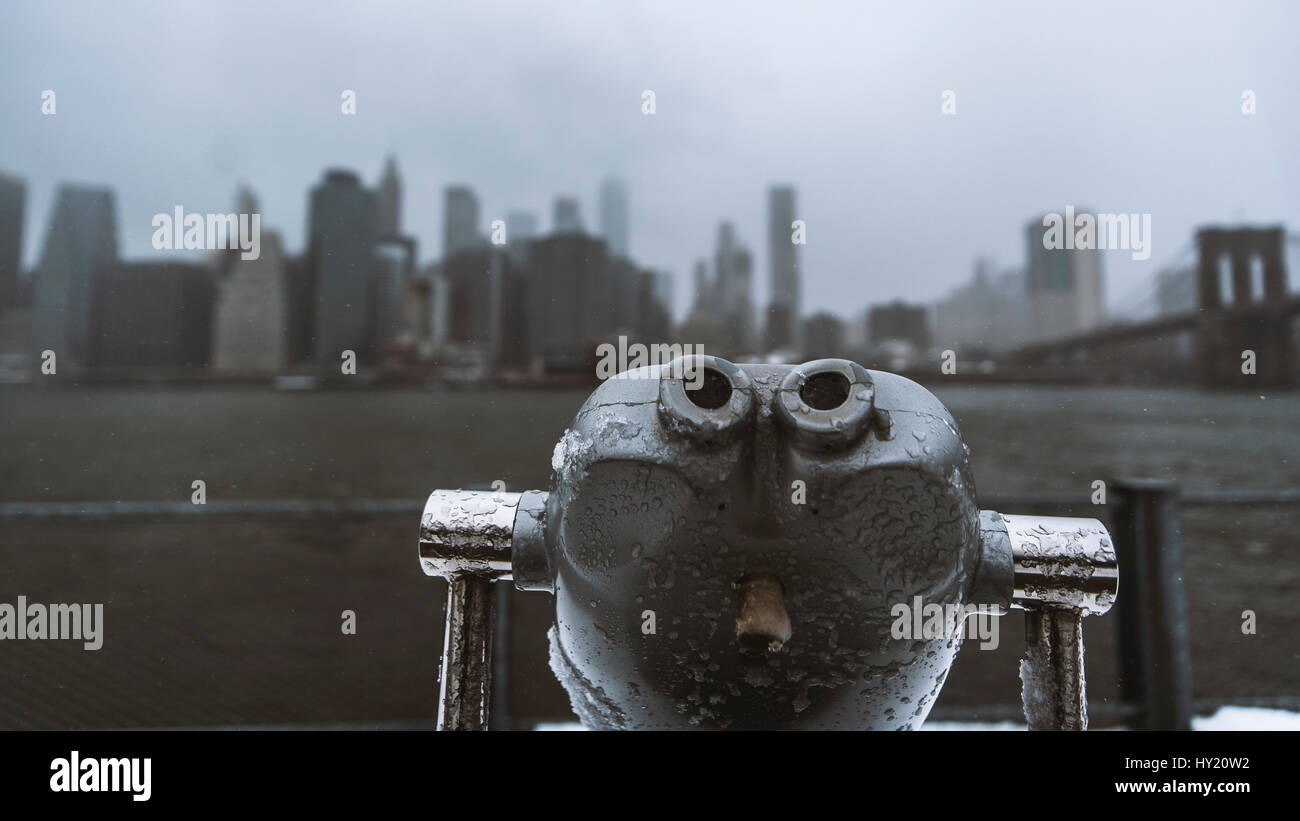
[535, 706, 1300, 730]
[924, 706, 1300, 730]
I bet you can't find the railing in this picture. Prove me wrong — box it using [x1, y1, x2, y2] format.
[3, 480, 1296, 730]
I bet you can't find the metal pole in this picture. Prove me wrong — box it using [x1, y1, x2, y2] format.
[1020, 607, 1087, 730]
[489, 583, 512, 730]
[1111, 478, 1193, 730]
[983, 512, 1118, 731]
[438, 575, 497, 731]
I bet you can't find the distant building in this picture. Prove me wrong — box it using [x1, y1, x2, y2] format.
[88, 262, 215, 370]
[713, 223, 755, 354]
[766, 186, 801, 352]
[371, 234, 417, 360]
[444, 186, 480, 258]
[597, 178, 629, 258]
[608, 255, 640, 335]
[689, 258, 714, 320]
[442, 245, 503, 360]
[869, 300, 930, 350]
[0, 172, 24, 315]
[376, 155, 402, 236]
[802, 311, 846, 359]
[284, 253, 312, 366]
[1025, 215, 1105, 342]
[636, 270, 673, 344]
[213, 231, 288, 374]
[553, 197, 583, 234]
[307, 170, 377, 368]
[527, 233, 611, 372]
[505, 211, 538, 265]
[31, 184, 118, 366]
[933, 258, 1028, 353]
[422, 261, 450, 347]
[608, 256, 672, 345]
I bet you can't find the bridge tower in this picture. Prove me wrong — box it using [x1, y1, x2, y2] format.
[1194, 226, 1294, 388]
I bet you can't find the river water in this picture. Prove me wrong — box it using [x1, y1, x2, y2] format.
[0, 384, 1295, 727]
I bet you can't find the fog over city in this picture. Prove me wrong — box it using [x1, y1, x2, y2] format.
[2, 0, 1297, 320]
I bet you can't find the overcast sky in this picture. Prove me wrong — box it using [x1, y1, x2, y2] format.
[2, 0, 1297, 321]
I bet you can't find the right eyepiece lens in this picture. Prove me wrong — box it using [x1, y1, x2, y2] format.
[799, 371, 850, 410]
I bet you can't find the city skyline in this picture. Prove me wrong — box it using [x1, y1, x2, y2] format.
[4, 2, 1297, 323]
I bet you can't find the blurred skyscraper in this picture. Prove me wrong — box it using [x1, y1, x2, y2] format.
[1024, 215, 1105, 342]
[597, 178, 629, 258]
[528, 233, 610, 372]
[443, 245, 510, 366]
[505, 210, 537, 265]
[89, 261, 214, 370]
[714, 222, 754, 352]
[31, 184, 118, 366]
[372, 235, 416, 358]
[213, 229, 288, 374]
[552, 197, 583, 233]
[307, 170, 377, 367]
[690, 258, 713, 318]
[765, 186, 801, 352]
[376, 155, 402, 236]
[0, 172, 25, 315]
[443, 186, 480, 258]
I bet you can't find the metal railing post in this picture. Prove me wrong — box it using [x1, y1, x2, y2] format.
[1111, 478, 1193, 730]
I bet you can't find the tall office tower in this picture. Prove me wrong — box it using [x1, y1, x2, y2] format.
[376, 155, 402, 236]
[597, 178, 629, 259]
[527, 233, 611, 372]
[443, 245, 513, 365]
[212, 185, 262, 279]
[634, 269, 673, 344]
[714, 222, 754, 352]
[371, 235, 417, 358]
[213, 231, 288, 374]
[608, 255, 639, 334]
[765, 186, 801, 352]
[731, 246, 755, 351]
[553, 197, 583, 233]
[307, 170, 378, 368]
[234, 184, 258, 218]
[89, 262, 216, 370]
[0, 172, 25, 315]
[31, 184, 118, 365]
[505, 210, 538, 265]
[1024, 215, 1105, 343]
[443, 186, 480, 259]
[690, 258, 713, 319]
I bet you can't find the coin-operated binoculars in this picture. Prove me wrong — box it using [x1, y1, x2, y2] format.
[419, 357, 1117, 730]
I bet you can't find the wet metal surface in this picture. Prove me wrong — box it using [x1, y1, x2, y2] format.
[439, 575, 496, 731]
[417, 358, 1120, 730]
[1020, 607, 1088, 731]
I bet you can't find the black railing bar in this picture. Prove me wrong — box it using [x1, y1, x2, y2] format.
[1, 488, 1298, 522]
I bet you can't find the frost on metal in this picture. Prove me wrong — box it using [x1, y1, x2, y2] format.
[1019, 608, 1088, 731]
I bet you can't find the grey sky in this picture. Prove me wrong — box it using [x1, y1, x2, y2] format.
[3, 0, 1297, 321]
